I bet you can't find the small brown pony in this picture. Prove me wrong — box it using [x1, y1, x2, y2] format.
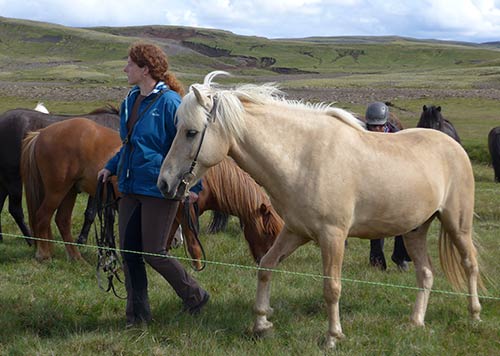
[21, 118, 280, 263]
[168, 157, 283, 270]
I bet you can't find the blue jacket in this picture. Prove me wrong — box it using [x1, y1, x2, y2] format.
[105, 81, 202, 198]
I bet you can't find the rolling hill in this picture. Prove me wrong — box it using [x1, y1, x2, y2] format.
[1, 16, 500, 89]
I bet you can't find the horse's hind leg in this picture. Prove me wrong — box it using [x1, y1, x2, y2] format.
[55, 189, 82, 261]
[34, 202, 57, 261]
[402, 219, 434, 326]
[253, 228, 308, 337]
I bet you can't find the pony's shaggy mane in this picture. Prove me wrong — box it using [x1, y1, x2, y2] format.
[204, 158, 284, 237]
[181, 71, 364, 139]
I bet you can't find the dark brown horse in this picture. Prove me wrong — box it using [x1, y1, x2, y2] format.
[21, 118, 280, 263]
[417, 105, 461, 144]
[0, 105, 119, 243]
[488, 126, 500, 182]
[167, 157, 283, 270]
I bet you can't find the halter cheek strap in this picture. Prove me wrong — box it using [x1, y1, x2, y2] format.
[175, 98, 218, 199]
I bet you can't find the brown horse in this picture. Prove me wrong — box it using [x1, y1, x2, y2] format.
[21, 118, 280, 263]
[167, 157, 283, 270]
[0, 104, 119, 243]
[21, 118, 121, 261]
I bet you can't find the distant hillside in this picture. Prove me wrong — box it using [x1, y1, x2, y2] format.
[1, 16, 500, 89]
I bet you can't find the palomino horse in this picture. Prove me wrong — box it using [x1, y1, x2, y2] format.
[0, 105, 119, 243]
[21, 118, 279, 263]
[167, 157, 283, 270]
[157, 71, 482, 348]
[488, 126, 500, 182]
[417, 105, 461, 144]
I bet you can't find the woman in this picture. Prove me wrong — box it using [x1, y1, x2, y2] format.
[98, 42, 208, 327]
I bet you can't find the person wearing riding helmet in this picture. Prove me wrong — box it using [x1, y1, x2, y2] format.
[365, 101, 412, 271]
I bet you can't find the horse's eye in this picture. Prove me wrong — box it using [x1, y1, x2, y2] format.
[186, 130, 198, 138]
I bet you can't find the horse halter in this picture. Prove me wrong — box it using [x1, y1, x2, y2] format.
[175, 97, 218, 200]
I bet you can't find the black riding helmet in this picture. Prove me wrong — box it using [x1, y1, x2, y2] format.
[365, 102, 389, 125]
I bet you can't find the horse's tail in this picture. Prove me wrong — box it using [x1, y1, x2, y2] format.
[207, 210, 229, 234]
[20, 131, 43, 234]
[438, 225, 484, 291]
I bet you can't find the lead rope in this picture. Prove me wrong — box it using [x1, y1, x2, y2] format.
[94, 180, 126, 299]
[183, 196, 207, 271]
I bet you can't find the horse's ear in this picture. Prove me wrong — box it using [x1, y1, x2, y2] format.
[423, 105, 427, 111]
[437, 106, 441, 112]
[192, 85, 213, 112]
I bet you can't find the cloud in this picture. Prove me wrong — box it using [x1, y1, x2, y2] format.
[1, 0, 500, 42]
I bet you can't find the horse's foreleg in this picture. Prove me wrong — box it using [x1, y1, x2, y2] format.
[77, 195, 96, 245]
[319, 227, 347, 349]
[253, 228, 308, 338]
[402, 220, 433, 326]
[55, 190, 82, 261]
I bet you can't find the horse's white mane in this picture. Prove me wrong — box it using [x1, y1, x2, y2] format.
[185, 71, 364, 138]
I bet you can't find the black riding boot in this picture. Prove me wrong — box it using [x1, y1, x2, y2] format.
[123, 258, 152, 326]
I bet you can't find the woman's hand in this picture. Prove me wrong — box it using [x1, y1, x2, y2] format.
[97, 168, 112, 183]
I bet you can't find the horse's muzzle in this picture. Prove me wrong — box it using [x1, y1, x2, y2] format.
[157, 177, 188, 201]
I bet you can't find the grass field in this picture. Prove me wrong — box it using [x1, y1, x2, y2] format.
[0, 163, 499, 355]
[0, 16, 499, 355]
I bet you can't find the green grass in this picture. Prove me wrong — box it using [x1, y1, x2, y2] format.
[0, 163, 499, 355]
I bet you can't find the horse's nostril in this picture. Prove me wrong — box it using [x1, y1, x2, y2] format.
[158, 179, 169, 195]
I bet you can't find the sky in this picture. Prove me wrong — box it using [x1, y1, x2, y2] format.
[2, 0, 500, 43]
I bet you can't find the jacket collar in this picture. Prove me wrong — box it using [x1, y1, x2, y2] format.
[124, 81, 169, 122]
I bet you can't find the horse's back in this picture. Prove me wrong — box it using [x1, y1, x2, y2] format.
[35, 118, 121, 187]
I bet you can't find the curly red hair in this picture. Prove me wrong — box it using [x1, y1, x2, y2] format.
[128, 42, 185, 96]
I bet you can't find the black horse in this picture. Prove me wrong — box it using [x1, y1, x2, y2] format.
[0, 105, 119, 243]
[417, 105, 461, 144]
[488, 126, 500, 182]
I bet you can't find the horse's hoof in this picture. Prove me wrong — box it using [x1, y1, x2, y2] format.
[320, 332, 345, 349]
[369, 255, 387, 270]
[35, 254, 51, 262]
[253, 318, 274, 339]
[252, 325, 274, 339]
[397, 261, 410, 272]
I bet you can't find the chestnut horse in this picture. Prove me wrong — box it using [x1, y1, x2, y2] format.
[167, 157, 283, 270]
[157, 71, 482, 348]
[21, 118, 121, 260]
[21, 118, 279, 263]
[0, 105, 119, 243]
